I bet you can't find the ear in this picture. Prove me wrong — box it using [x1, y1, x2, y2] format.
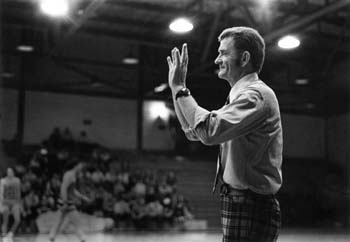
[240, 51, 251, 67]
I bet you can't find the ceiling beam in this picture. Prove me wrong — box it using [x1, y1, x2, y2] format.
[43, 80, 93, 89]
[186, 0, 203, 10]
[53, 55, 172, 77]
[89, 15, 159, 29]
[79, 27, 172, 49]
[50, 0, 107, 55]
[3, 83, 136, 100]
[264, 0, 350, 43]
[52, 55, 135, 70]
[104, 0, 211, 17]
[105, 0, 254, 12]
[55, 61, 132, 91]
[201, 10, 222, 63]
[2, 0, 34, 11]
[239, 5, 259, 28]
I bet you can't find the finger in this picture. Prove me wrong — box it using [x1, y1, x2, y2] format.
[181, 43, 186, 63]
[175, 48, 181, 66]
[183, 43, 188, 66]
[172, 48, 176, 65]
[167, 56, 172, 68]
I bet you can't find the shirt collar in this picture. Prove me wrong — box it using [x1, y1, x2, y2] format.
[228, 72, 259, 102]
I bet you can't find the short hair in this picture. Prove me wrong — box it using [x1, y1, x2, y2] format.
[218, 26, 265, 73]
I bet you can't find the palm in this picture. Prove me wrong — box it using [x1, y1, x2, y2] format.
[167, 43, 188, 89]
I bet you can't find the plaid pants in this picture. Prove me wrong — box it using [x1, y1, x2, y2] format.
[220, 189, 281, 242]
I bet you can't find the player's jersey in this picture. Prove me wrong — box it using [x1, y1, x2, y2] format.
[60, 171, 78, 206]
[1, 177, 21, 204]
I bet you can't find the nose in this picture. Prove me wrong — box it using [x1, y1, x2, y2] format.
[214, 56, 221, 65]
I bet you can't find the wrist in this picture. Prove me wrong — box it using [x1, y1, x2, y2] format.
[172, 85, 186, 97]
[175, 87, 191, 101]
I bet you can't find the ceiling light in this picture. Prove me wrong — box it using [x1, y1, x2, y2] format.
[40, 0, 69, 17]
[123, 47, 139, 65]
[295, 78, 309, 85]
[122, 57, 139, 65]
[1, 72, 14, 78]
[306, 103, 315, 109]
[278, 35, 300, 49]
[17, 45, 34, 52]
[91, 82, 103, 88]
[169, 18, 193, 33]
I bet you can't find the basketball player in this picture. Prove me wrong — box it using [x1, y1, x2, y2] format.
[0, 167, 22, 242]
[49, 160, 90, 242]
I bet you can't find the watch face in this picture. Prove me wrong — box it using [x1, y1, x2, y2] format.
[181, 88, 189, 94]
[176, 88, 190, 100]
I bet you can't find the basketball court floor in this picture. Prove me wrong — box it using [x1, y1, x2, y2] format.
[3, 229, 350, 242]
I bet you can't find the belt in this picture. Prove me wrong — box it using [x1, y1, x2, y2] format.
[220, 184, 249, 196]
[220, 184, 275, 198]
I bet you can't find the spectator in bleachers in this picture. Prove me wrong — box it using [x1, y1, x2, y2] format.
[113, 181, 125, 197]
[22, 169, 37, 187]
[166, 171, 177, 187]
[113, 196, 131, 217]
[56, 150, 70, 162]
[158, 177, 174, 198]
[21, 179, 31, 195]
[48, 174, 61, 197]
[173, 194, 194, 222]
[102, 189, 115, 217]
[145, 199, 164, 220]
[22, 190, 40, 232]
[91, 168, 105, 184]
[13, 134, 194, 231]
[161, 194, 175, 227]
[132, 180, 147, 198]
[48, 127, 63, 149]
[62, 127, 74, 147]
[105, 169, 117, 184]
[145, 184, 157, 203]
[117, 171, 130, 190]
[130, 197, 148, 228]
[14, 164, 26, 178]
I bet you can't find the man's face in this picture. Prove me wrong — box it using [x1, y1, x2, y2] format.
[214, 37, 240, 81]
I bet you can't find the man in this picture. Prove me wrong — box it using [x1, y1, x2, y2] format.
[49, 160, 90, 242]
[167, 26, 282, 242]
[0, 167, 21, 242]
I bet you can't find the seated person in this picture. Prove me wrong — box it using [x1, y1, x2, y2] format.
[173, 194, 194, 222]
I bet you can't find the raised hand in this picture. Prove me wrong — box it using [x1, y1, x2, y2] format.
[167, 43, 189, 92]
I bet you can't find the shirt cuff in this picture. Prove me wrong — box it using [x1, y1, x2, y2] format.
[177, 96, 210, 129]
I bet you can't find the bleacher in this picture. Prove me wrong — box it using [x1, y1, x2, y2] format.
[131, 155, 221, 229]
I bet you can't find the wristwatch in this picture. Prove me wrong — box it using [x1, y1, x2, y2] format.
[175, 87, 191, 100]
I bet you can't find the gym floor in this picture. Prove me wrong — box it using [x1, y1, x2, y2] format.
[4, 229, 350, 242]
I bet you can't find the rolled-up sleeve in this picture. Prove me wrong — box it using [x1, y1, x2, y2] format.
[180, 89, 266, 145]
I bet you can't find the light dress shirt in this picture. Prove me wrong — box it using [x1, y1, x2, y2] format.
[180, 73, 283, 195]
